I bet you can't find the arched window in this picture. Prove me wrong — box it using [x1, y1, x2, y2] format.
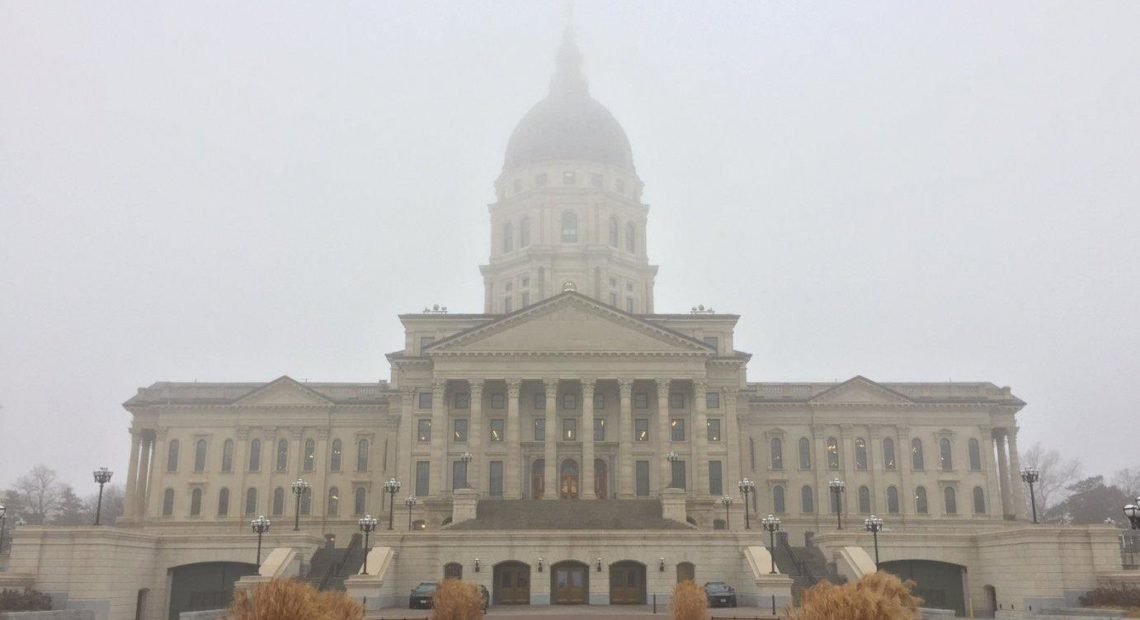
[886, 486, 900, 514]
[625, 222, 636, 252]
[354, 487, 366, 515]
[973, 486, 986, 514]
[303, 439, 315, 472]
[327, 487, 339, 516]
[245, 488, 257, 515]
[883, 438, 896, 470]
[249, 439, 261, 472]
[330, 439, 342, 472]
[444, 562, 463, 580]
[503, 222, 513, 252]
[940, 438, 953, 471]
[194, 439, 207, 472]
[166, 440, 179, 472]
[222, 439, 234, 473]
[855, 438, 868, 470]
[357, 438, 369, 472]
[300, 488, 311, 515]
[911, 438, 925, 471]
[218, 488, 230, 516]
[561, 211, 578, 243]
[190, 488, 202, 516]
[519, 217, 530, 248]
[858, 486, 871, 513]
[968, 438, 982, 471]
[676, 562, 695, 583]
[162, 489, 175, 516]
[944, 486, 957, 515]
[773, 485, 786, 513]
[609, 217, 619, 247]
[272, 488, 285, 516]
[915, 486, 929, 514]
[801, 485, 814, 513]
[770, 438, 783, 470]
[826, 437, 840, 469]
[276, 439, 288, 472]
[799, 438, 811, 469]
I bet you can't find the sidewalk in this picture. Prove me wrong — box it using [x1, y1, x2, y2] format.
[368, 605, 781, 619]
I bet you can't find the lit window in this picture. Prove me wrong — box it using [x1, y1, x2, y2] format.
[915, 486, 929, 514]
[327, 487, 339, 516]
[670, 418, 686, 441]
[303, 438, 315, 472]
[330, 439, 342, 471]
[562, 418, 577, 441]
[534, 418, 545, 441]
[489, 419, 504, 442]
[826, 437, 839, 469]
[940, 438, 953, 471]
[594, 418, 605, 441]
[563, 171, 576, 185]
[454, 419, 468, 443]
[635, 419, 649, 442]
[912, 438, 925, 471]
[771, 437, 783, 470]
[707, 419, 722, 442]
[883, 438, 896, 470]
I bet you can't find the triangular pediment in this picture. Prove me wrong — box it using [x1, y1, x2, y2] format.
[809, 376, 913, 405]
[428, 293, 712, 356]
[235, 376, 333, 406]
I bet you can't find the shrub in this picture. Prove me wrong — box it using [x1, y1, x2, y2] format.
[670, 579, 708, 620]
[228, 578, 362, 620]
[1079, 584, 1140, 609]
[431, 579, 483, 620]
[789, 572, 922, 620]
[0, 588, 52, 612]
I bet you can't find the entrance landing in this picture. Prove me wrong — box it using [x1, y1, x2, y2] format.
[446, 499, 691, 530]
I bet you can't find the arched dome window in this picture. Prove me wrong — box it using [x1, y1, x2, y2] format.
[773, 485, 785, 513]
[217, 488, 230, 516]
[327, 487, 339, 516]
[887, 486, 900, 514]
[330, 439, 342, 472]
[245, 488, 257, 515]
[272, 488, 284, 516]
[801, 485, 814, 513]
[609, 217, 619, 247]
[973, 486, 986, 514]
[944, 486, 958, 514]
[625, 222, 635, 252]
[561, 211, 578, 243]
[222, 439, 234, 473]
[503, 222, 513, 252]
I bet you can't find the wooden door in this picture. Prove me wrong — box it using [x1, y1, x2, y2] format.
[494, 562, 530, 605]
[551, 562, 588, 604]
[609, 561, 646, 604]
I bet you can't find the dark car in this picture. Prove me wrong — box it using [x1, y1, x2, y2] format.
[704, 581, 737, 608]
[409, 581, 439, 609]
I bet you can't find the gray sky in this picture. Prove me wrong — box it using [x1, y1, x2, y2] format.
[2, 1, 1139, 491]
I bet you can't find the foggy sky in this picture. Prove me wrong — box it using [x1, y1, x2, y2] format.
[2, 1, 1139, 492]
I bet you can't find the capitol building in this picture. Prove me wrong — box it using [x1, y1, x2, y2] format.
[2, 30, 1129, 620]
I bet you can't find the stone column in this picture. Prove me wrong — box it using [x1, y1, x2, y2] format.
[812, 425, 827, 521]
[397, 388, 415, 490]
[1007, 427, 1027, 520]
[618, 378, 634, 498]
[543, 379, 559, 499]
[429, 380, 447, 497]
[506, 379, 522, 499]
[980, 425, 1002, 519]
[124, 427, 142, 520]
[147, 429, 169, 518]
[316, 428, 330, 517]
[994, 429, 1012, 518]
[468, 380, 485, 493]
[897, 426, 912, 518]
[290, 427, 304, 478]
[656, 378, 673, 490]
[869, 425, 883, 514]
[234, 427, 250, 522]
[840, 424, 855, 516]
[581, 379, 596, 500]
[692, 380, 708, 495]
[135, 433, 155, 519]
[724, 392, 741, 503]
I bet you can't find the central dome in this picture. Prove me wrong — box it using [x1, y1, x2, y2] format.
[503, 32, 635, 174]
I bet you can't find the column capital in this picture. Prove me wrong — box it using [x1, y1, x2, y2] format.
[289, 426, 305, 440]
[432, 380, 447, 395]
[811, 423, 827, 435]
[469, 379, 485, 395]
[236, 426, 251, 440]
[316, 428, 331, 440]
[155, 428, 170, 441]
[543, 378, 560, 394]
[506, 379, 522, 398]
[580, 378, 596, 393]
[618, 378, 634, 397]
[692, 379, 707, 395]
[655, 378, 672, 394]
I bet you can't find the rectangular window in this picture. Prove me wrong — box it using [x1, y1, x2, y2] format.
[562, 418, 577, 441]
[534, 393, 546, 410]
[635, 418, 649, 442]
[489, 461, 504, 497]
[594, 418, 606, 441]
[417, 419, 431, 442]
[419, 392, 432, 409]
[615, 178, 625, 193]
[452, 460, 467, 490]
[504, 297, 513, 313]
[594, 393, 605, 410]
[454, 393, 470, 409]
[670, 418, 686, 441]
[635, 460, 650, 497]
[670, 393, 685, 409]
[709, 461, 723, 495]
[706, 392, 720, 409]
[454, 419, 468, 443]
[562, 171, 576, 185]
[490, 393, 505, 409]
[536, 173, 548, 187]
[591, 173, 603, 187]
[626, 298, 634, 313]
[489, 419, 504, 442]
[703, 336, 719, 351]
[634, 392, 648, 409]
[562, 394, 577, 409]
[670, 460, 687, 490]
[609, 292, 618, 306]
[534, 418, 545, 441]
[415, 461, 430, 496]
[419, 336, 434, 351]
[521, 291, 530, 307]
[707, 419, 722, 442]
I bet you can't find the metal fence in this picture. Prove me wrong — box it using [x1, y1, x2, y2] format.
[1121, 530, 1140, 569]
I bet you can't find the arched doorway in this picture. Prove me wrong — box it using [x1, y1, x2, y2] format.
[595, 458, 608, 499]
[493, 561, 531, 605]
[168, 562, 258, 620]
[880, 560, 967, 616]
[982, 585, 997, 618]
[551, 560, 589, 604]
[444, 562, 462, 580]
[609, 561, 646, 604]
[531, 459, 545, 499]
[560, 459, 579, 499]
[676, 562, 695, 583]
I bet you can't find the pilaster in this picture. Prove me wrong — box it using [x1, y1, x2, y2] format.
[543, 378, 559, 499]
[505, 379, 522, 499]
[581, 379, 597, 500]
[429, 380, 447, 497]
[1007, 426, 1027, 520]
[656, 378, 672, 491]
[468, 380, 485, 492]
[618, 378, 634, 498]
[692, 380, 708, 495]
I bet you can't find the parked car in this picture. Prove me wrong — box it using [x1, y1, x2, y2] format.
[704, 581, 737, 608]
[409, 581, 439, 608]
[478, 584, 489, 611]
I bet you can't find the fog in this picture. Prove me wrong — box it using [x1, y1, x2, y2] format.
[2, 1, 1138, 490]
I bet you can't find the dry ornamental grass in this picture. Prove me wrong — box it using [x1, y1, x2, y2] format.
[227, 578, 363, 620]
[430, 579, 484, 620]
[789, 572, 923, 620]
[670, 579, 709, 620]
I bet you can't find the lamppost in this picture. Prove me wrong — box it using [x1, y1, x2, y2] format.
[290, 478, 310, 531]
[761, 514, 780, 616]
[460, 452, 473, 489]
[666, 451, 680, 488]
[251, 516, 271, 566]
[1020, 467, 1040, 524]
[383, 478, 401, 530]
[717, 496, 733, 530]
[92, 467, 113, 526]
[864, 515, 884, 570]
[738, 479, 755, 529]
[828, 478, 846, 530]
[0, 504, 7, 553]
[1125, 503, 1140, 530]
[358, 515, 378, 574]
[404, 495, 418, 531]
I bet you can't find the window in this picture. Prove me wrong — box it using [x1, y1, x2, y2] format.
[534, 392, 546, 409]
[609, 217, 619, 247]
[419, 336, 434, 351]
[912, 438, 925, 471]
[532, 417, 546, 441]
[591, 173, 603, 188]
[518, 216, 530, 247]
[626, 298, 635, 313]
[275, 439, 288, 472]
[826, 437, 839, 469]
[491, 393, 505, 409]
[671, 418, 686, 441]
[750, 437, 756, 471]
[625, 222, 636, 252]
[944, 486, 958, 515]
[327, 487, 339, 516]
[855, 438, 868, 470]
[167, 440, 179, 472]
[489, 461, 504, 497]
[634, 392, 648, 408]
[887, 486, 900, 514]
[536, 173, 548, 187]
[831, 487, 842, 514]
[968, 438, 982, 471]
[503, 222, 513, 252]
[594, 418, 606, 441]
[330, 439, 342, 471]
[245, 488, 257, 515]
[419, 392, 432, 409]
[300, 490, 311, 515]
[799, 437, 811, 469]
[973, 486, 986, 514]
[455, 392, 470, 409]
[635, 460, 650, 496]
[770, 437, 784, 470]
[217, 488, 229, 516]
[249, 439, 261, 472]
[162, 489, 174, 516]
[615, 178, 625, 193]
[594, 393, 605, 410]
[940, 438, 953, 471]
[858, 486, 871, 513]
[222, 439, 234, 473]
[708, 460, 722, 495]
[504, 297, 513, 313]
[521, 292, 530, 308]
[561, 211, 578, 242]
[453, 460, 467, 490]
[707, 419, 722, 442]
[417, 419, 431, 442]
[562, 393, 577, 409]
[272, 488, 284, 516]
[194, 439, 207, 472]
[562, 418, 577, 441]
[563, 170, 576, 185]
[670, 393, 685, 409]
[415, 461, 430, 496]
[454, 419, 468, 443]
[801, 486, 814, 513]
[489, 419, 504, 442]
[609, 292, 618, 306]
[303, 439, 315, 472]
[773, 485, 786, 513]
[354, 487, 366, 515]
[915, 486, 929, 514]
[706, 392, 720, 409]
[670, 459, 687, 490]
[883, 438, 896, 470]
[635, 418, 649, 442]
[703, 336, 718, 351]
[356, 438, 369, 471]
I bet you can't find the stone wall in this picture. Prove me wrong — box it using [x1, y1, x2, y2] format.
[0, 612, 95, 620]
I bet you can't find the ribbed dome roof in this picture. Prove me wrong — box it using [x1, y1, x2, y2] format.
[503, 32, 635, 174]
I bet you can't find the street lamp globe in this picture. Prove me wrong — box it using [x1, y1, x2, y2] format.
[1124, 504, 1140, 530]
[1020, 467, 1039, 484]
[93, 467, 113, 485]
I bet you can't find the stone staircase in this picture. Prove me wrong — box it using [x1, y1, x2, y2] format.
[446, 499, 693, 530]
[773, 539, 845, 603]
[303, 533, 366, 592]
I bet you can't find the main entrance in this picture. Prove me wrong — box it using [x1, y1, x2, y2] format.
[493, 561, 531, 605]
[560, 459, 579, 499]
[168, 562, 258, 620]
[609, 561, 646, 604]
[551, 561, 589, 604]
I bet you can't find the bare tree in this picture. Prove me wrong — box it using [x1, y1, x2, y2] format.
[1020, 442, 1083, 521]
[7, 465, 67, 525]
[1112, 467, 1140, 499]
